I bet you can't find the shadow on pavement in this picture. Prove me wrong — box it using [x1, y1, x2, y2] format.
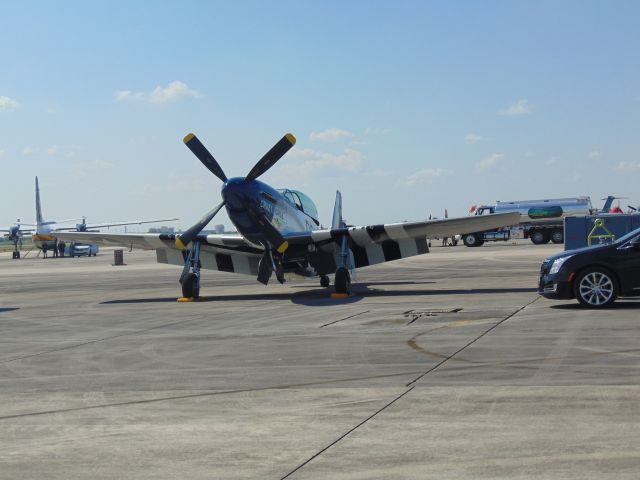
[101, 286, 537, 307]
[549, 301, 640, 310]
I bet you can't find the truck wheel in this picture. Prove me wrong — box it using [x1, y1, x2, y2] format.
[551, 229, 564, 244]
[530, 230, 549, 245]
[463, 233, 482, 247]
[574, 267, 618, 308]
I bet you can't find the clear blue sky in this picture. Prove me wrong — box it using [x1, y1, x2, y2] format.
[1, 0, 639, 230]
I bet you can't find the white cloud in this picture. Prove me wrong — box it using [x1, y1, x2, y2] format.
[114, 81, 200, 104]
[142, 172, 206, 195]
[74, 159, 114, 171]
[0, 96, 20, 111]
[613, 161, 640, 173]
[587, 150, 601, 159]
[0, 150, 4, 159]
[22, 146, 38, 155]
[476, 153, 504, 171]
[400, 168, 453, 187]
[310, 128, 353, 142]
[47, 145, 80, 157]
[498, 99, 532, 116]
[525, 151, 534, 158]
[284, 148, 364, 176]
[364, 127, 392, 136]
[464, 133, 485, 145]
[546, 157, 559, 165]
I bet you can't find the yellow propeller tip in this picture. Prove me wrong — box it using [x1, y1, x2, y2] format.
[175, 238, 186, 251]
[183, 133, 195, 144]
[277, 241, 289, 254]
[285, 133, 296, 145]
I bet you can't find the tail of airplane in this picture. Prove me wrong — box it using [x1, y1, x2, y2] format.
[332, 191, 346, 229]
[35, 176, 44, 227]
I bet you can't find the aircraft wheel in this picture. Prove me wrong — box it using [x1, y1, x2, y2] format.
[320, 275, 330, 288]
[574, 267, 618, 308]
[334, 268, 351, 294]
[181, 273, 200, 299]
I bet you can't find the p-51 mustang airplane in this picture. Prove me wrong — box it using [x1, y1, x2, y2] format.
[57, 133, 519, 299]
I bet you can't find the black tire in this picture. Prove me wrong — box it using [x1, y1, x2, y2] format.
[551, 229, 564, 244]
[530, 230, 550, 245]
[463, 233, 482, 247]
[320, 275, 330, 288]
[573, 267, 618, 308]
[181, 273, 199, 299]
[334, 267, 351, 295]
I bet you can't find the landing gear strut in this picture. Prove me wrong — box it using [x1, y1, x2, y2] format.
[334, 234, 352, 295]
[179, 240, 201, 299]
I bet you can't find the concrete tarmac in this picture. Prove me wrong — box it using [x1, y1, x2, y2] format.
[1, 243, 639, 479]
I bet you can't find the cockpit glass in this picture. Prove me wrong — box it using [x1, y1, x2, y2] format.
[291, 190, 319, 220]
[278, 189, 319, 221]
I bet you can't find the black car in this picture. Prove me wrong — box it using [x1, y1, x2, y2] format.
[539, 227, 640, 307]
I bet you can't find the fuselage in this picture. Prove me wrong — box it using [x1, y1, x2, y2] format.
[32, 224, 57, 250]
[222, 177, 319, 247]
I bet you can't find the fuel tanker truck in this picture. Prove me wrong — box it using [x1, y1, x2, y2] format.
[462, 197, 593, 247]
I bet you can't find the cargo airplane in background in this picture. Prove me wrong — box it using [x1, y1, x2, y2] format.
[57, 133, 519, 299]
[26, 176, 177, 252]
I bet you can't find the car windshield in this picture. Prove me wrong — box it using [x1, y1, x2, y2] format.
[614, 226, 640, 244]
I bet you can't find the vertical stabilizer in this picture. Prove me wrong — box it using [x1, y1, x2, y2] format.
[600, 196, 615, 213]
[35, 176, 44, 227]
[332, 191, 344, 229]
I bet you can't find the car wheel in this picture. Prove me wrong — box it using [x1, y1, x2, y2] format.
[574, 267, 618, 308]
[551, 229, 564, 244]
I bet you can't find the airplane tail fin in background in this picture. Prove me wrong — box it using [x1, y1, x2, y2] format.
[35, 176, 44, 227]
[332, 191, 345, 229]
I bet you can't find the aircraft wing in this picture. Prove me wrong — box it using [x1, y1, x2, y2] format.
[284, 212, 521, 270]
[53, 218, 179, 231]
[54, 232, 264, 276]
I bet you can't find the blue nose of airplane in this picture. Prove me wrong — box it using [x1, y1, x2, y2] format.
[221, 177, 254, 210]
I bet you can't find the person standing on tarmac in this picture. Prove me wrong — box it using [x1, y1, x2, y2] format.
[58, 241, 65, 257]
[42, 244, 48, 258]
[52, 240, 59, 258]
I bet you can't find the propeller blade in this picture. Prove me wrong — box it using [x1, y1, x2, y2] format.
[257, 251, 274, 285]
[183, 133, 228, 183]
[245, 133, 296, 182]
[175, 201, 225, 251]
[244, 202, 289, 254]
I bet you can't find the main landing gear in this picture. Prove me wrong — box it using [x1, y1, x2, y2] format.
[320, 275, 330, 288]
[334, 267, 351, 294]
[333, 233, 352, 295]
[179, 240, 201, 300]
